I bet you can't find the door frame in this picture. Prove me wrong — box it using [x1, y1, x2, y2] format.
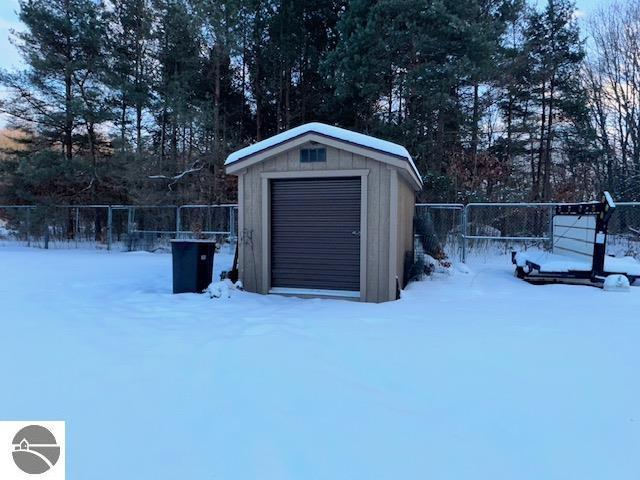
[260, 169, 369, 300]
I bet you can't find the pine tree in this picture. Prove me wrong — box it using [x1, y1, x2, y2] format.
[104, 0, 154, 156]
[0, 0, 120, 204]
[326, 0, 518, 199]
[0, 0, 108, 160]
[153, 0, 202, 170]
[524, 0, 585, 200]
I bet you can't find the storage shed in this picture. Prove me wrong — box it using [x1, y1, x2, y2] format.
[225, 122, 423, 303]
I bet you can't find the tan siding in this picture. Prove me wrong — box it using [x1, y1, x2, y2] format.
[396, 178, 416, 289]
[365, 157, 380, 301]
[377, 165, 391, 302]
[338, 149, 353, 169]
[352, 153, 367, 169]
[239, 169, 251, 290]
[241, 161, 265, 293]
[254, 162, 266, 292]
[286, 149, 298, 170]
[237, 173, 245, 286]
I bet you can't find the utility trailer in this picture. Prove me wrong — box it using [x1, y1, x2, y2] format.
[512, 192, 640, 286]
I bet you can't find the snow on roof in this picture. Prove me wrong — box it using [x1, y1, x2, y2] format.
[225, 122, 420, 179]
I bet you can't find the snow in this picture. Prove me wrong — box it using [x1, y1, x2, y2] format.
[206, 278, 243, 298]
[606, 255, 640, 276]
[605, 191, 616, 208]
[225, 122, 421, 181]
[515, 250, 592, 272]
[0, 218, 14, 238]
[603, 274, 631, 292]
[1, 247, 640, 479]
[515, 249, 640, 275]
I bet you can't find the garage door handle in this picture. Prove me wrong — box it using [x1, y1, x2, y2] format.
[351, 230, 360, 237]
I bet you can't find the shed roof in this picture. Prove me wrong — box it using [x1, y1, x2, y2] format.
[225, 122, 422, 188]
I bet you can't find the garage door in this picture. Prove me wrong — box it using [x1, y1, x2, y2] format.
[271, 177, 361, 292]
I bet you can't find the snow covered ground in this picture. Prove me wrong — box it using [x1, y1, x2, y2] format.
[1, 246, 639, 480]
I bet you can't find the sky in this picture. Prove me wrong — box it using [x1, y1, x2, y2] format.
[0, 0, 610, 75]
[0, 0, 21, 73]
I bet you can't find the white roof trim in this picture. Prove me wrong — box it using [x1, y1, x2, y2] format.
[225, 122, 422, 186]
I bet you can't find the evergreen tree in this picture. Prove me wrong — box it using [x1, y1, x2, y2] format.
[524, 0, 585, 200]
[104, 0, 154, 156]
[0, 0, 108, 160]
[0, 0, 599, 204]
[153, 0, 202, 169]
[326, 0, 517, 200]
[0, 0, 125, 204]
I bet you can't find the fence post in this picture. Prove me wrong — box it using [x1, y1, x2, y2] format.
[548, 204, 555, 250]
[26, 207, 32, 247]
[229, 206, 236, 240]
[127, 207, 133, 235]
[44, 209, 49, 249]
[127, 207, 134, 251]
[107, 206, 113, 251]
[75, 207, 79, 248]
[176, 206, 182, 238]
[461, 205, 468, 263]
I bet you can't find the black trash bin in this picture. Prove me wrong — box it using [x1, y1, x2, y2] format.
[171, 239, 217, 294]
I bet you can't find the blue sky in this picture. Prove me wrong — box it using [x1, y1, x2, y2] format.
[0, 0, 608, 73]
[0, 0, 22, 72]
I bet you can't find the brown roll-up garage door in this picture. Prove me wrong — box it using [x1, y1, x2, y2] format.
[271, 177, 361, 292]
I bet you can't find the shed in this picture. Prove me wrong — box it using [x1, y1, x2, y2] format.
[225, 122, 423, 303]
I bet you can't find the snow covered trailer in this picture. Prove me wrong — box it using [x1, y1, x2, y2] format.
[225, 122, 423, 302]
[512, 192, 640, 286]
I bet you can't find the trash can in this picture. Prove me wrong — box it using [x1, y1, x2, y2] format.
[171, 239, 216, 294]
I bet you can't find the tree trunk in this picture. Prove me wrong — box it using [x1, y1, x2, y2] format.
[136, 104, 143, 157]
[213, 45, 221, 166]
[120, 98, 127, 152]
[470, 81, 480, 186]
[160, 106, 167, 164]
[285, 65, 291, 130]
[535, 81, 547, 200]
[542, 78, 555, 201]
[64, 0, 73, 161]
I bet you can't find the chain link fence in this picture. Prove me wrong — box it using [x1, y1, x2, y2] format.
[0, 205, 112, 249]
[0, 205, 238, 251]
[607, 203, 640, 258]
[415, 201, 640, 263]
[463, 203, 555, 260]
[1, 201, 639, 260]
[414, 204, 464, 262]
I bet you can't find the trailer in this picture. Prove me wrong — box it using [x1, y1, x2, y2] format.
[512, 192, 640, 286]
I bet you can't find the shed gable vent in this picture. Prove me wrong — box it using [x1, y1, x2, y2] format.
[300, 148, 326, 163]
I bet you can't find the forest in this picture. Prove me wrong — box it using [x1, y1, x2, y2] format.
[0, 0, 639, 205]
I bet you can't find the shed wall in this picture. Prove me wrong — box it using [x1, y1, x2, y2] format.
[237, 143, 414, 302]
[397, 177, 417, 287]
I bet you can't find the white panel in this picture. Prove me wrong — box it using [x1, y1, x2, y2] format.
[553, 215, 596, 229]
[554, 229, 594, 242]
[554, 237, 594, 257]
[553, 215, 596, 260]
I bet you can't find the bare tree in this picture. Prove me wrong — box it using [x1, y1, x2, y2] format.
[585, 0, 640, 198]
